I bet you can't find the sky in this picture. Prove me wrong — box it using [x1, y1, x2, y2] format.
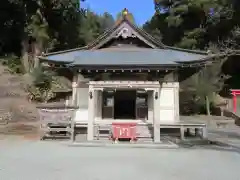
[81, 0, 155, 25]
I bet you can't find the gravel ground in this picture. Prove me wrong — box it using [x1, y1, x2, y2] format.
[0, 139, 240, 180]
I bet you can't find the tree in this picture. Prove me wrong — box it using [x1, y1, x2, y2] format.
[0, 0, 90, 102]
[26, 66, 72, 102]
[79, 10, 103, 44]
[99, 12, 115, 31]
[181, 58, 228, 115]
[0, 0, 25, 56]
[144, 1, 239, 115]
[153, 0, 237, 50]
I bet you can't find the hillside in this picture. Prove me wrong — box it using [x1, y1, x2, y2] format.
[0, 65, 39, 135]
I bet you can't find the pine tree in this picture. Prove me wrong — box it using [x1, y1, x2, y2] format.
[154, 0, 235, 50]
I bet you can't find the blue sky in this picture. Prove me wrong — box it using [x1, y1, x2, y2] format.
[81, 0, 155, 25]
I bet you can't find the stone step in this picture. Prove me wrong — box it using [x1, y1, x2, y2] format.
[136, 125, 153, 138]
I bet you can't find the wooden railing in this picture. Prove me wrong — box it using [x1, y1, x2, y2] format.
[37, 105, 78, 140]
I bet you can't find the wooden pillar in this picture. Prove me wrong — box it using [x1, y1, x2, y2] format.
[174, 82, 180, 122]
[87, 86, 94, 141]
[95, 90, 102, 119]
[72, 76, 78, 106]
[153, 88, 161, 143]
[180, 126, 185, 140]
[70, 112, 76, 142]
[99, 91, 103, 119]
[202, 127, 208, 139]
[147, 91, 153, 122]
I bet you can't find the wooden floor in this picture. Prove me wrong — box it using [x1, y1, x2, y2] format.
[39, 117, 208, 141]
[73, 117, 207, 140]
[75, 117, 207, 128]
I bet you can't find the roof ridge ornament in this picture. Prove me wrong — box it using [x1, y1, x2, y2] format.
[122, 8, 129, 17]
[115, 8, 129, 25]
[116, 27, 136, 39]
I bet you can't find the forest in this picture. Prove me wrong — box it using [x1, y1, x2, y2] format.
[1, 0, 240, 116]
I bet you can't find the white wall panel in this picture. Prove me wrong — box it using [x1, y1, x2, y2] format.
[74, 109, 88, 123]
[159, 88, 174, 107]
[159, 86, 176, 123]
[159, 109, 175, 123]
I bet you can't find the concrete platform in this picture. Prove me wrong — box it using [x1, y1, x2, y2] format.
[67, 140, 179, 149]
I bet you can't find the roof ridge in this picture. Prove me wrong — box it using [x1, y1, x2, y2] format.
[41, 17, 126, 56]
[126, 20, 165, 48]
[123, 19, 209, 55]
[86, 17, 165, 49]
[129, 23, 209, 55]
[42, 46, 87, 56]
[86, 17, 125, 49]
[165, 46, 208, 55]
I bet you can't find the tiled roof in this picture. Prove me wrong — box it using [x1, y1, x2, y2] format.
[41, 48, 209, 66]
[39, 12, 213, 67]
[42, 15, 207, 56]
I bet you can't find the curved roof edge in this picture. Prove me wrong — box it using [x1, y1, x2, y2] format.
[40, 15, 210, 58]
[38, 56, 74, 64]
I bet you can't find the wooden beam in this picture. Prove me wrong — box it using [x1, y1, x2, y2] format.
[163, 71, 178, 82]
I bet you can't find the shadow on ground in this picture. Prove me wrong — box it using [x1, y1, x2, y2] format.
[175, 138, 240, 154]
[209, 129, 240, 139]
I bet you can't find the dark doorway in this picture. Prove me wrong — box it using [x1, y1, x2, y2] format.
[114, 90, 136, 119]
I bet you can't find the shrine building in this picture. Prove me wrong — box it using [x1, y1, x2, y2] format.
[38, 9, 218, 143]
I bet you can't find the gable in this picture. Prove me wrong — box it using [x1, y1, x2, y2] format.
[87, 19, 165, 50]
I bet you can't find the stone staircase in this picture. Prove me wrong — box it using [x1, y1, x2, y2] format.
[91, 124, 154, 141]
[136, 124, 153, 139]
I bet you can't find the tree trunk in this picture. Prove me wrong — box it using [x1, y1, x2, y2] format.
[205, 95, 211, 116]
[33, 42, 41, 69]
[21, 40, 30, 73]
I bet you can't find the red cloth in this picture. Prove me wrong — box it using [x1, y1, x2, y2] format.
[112, 123, 137, 140]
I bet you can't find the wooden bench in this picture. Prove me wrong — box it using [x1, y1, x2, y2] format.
[74, 123, 112, 141]
[95, 124, 112, 140]
[160, 121, 207, 140]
